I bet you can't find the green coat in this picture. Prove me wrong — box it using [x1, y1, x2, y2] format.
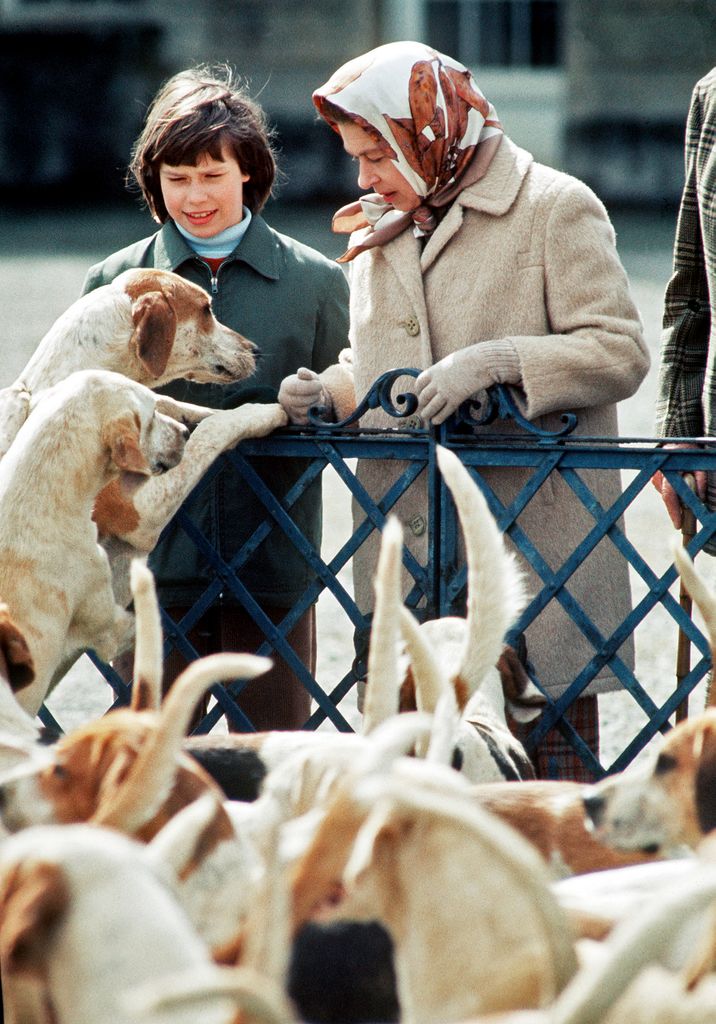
[83, 215, 349, 607]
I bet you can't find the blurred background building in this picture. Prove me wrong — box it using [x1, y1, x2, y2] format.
[0, 0, 714, 207]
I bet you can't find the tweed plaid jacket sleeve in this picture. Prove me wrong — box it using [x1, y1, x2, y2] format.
[655, 67, 716, 439]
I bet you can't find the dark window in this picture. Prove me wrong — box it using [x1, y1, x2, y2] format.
[426, 0, 563, 68]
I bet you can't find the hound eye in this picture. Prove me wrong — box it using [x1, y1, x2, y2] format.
[654, 752, 677, 775]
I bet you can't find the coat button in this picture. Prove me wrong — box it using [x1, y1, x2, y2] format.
[408, 514, 426, 536]
[399, 315, 420, 336]
[405, 414, 423, 429]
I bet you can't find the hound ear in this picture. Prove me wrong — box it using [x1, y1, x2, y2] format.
[130, 291, 176, 379]
[0, 605, 35, 691]
[0, 862, 69, 976]
[498, 646, 546, 724]
[108, 417, 150, 494]
[695, 724, 716, 836]
[344, 803, 409, 885]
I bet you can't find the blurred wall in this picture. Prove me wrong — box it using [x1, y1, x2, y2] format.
[564, 0, 716, 205]
[0, 21, 163, 199]
[0, 0, 713, 205]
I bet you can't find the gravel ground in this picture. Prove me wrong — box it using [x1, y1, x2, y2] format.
[2, 199, 711, 769]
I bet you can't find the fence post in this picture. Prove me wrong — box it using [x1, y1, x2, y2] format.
[676, 473, 697, 722]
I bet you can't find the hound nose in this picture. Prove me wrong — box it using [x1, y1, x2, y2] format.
[232, 330, 258, 354]
[582, 790, 605, 827]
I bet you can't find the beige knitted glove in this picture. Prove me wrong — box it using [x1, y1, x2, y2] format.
[415, 340, 522, 425]
[278, 367, 330, 425]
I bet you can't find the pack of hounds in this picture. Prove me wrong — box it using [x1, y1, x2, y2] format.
[1, 268, 716, 1023]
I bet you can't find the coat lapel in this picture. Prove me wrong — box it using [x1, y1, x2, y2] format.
[381, 228, 430, 326]
[420, 137, 534, 274]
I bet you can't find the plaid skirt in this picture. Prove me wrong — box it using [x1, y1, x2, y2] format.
[511, 695, 599, 783]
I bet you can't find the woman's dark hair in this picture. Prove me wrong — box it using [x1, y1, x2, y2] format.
[128, 64, 277, 222]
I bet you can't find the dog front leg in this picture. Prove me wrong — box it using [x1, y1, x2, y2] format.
[124, 402, 289, 553]
[91, 607, 135, 664]
[153, 395, 216, 428]
[70, 554, 136, 665]
[0, 383, 31, 461]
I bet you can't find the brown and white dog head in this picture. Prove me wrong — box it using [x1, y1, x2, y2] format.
[0, 857, 69, 979]
[0, 822, 250, 1024]
[0, 651, 271, 839]
[114, 267, 257, 386]
[584, 545, 716, 857]
[87, 370, 189, 494]
[583, 710, 716, 855]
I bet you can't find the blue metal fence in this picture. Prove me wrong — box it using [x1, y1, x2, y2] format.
[40, 375, 716, 779]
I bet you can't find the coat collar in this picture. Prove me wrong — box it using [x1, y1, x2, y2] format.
[458, 135, 533, 215]
[153, 215, 281, 280]
[377, 228, 429, 320]
[419, 135, 534, 273]
[349, 137, 534, 310]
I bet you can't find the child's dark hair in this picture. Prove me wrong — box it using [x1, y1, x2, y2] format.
[128, 64, 277, 222]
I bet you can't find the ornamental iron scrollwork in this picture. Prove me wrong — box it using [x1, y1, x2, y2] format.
[451, 383, 578, 439]
[308, 367, 578, 438]
[308, 367, 420, 428]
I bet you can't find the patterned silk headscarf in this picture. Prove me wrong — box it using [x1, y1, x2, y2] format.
[313, 41, 503, 263]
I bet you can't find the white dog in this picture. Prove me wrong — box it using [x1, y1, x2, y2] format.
[0, 369, 188, 714]
[0, 266, 257, 459]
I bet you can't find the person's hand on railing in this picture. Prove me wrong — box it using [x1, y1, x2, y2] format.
[415, 340, 521, 425]
[651, 443, 706, 529]
[278, 367, 330, 425]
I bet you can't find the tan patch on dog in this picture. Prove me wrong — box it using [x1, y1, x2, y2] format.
[398, 669, 417, 712]
[397, 665, 471, 717]
[133, 761, 229, 843]
[174, 786, 236, 879]
[497, 646, 543, 710]
[0, 552, 68, 639]
[160, 276, 220, 342]
[35, 713, 226, 841]
[472, 780, 660, 874]
[0, 551, 41, 581]
[644, 714, 716, 847]
[212, 930, 244, 966]
[130, 674, 156, 712]
[105, 413, 150, 476]
[38, 719, 147, 825]
[125, 271, 217, 364]
[0, 860, 69, 976]
[125, 275, 178, 379]
[290, 788, 365, 933]
[452, 674, 470, 712]
[0, 605, 35, 690]
[92, 478, 140, 537]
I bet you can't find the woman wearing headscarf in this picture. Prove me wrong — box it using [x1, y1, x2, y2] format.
[278, 41, 650, 780]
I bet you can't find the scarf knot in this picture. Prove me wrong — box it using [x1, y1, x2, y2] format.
[313, 41, 503, 262]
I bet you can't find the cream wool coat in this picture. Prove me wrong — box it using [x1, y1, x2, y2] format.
[328, 136, 650, 699]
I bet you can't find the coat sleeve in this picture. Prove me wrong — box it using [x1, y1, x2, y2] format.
[310, 263, 355, 419]
[80, 261, 108, 295]
[654, 75, 714, 438]
[312, 263, 350, 373]
[501, 178, 650, 421]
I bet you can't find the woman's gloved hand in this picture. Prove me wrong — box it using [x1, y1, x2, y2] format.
[278, 367, 330, 425]
[415, 341, 521, 425]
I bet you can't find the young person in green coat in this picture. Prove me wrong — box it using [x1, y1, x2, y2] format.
[83, 65, 349, 730]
